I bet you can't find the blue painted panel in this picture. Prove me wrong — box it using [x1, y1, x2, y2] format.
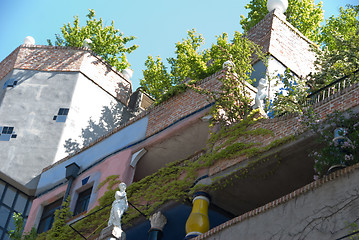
[56, 115, 67, 122]
[82, 176, 90, 186]
[0, 135, 11, 141]
[126, 204, 230, 240]
[36, 116, 149, 194]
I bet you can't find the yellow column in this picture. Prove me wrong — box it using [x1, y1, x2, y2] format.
[185, 192, 210, 239]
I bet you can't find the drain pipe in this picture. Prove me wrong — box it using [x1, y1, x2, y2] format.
[64, 162, 80, 202]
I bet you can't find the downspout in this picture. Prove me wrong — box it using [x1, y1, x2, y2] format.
[63, 162, 80, 202]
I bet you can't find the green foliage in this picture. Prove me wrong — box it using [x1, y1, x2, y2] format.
[304, 111, 359, 177]
[168, 29, 210, 84]
[48, 9, 138, 71]
[141, 29, 210, 100]
[140, 56, 172, 100]
[45, 197, 73, 240]
[271, 69, 309, 116]
[8, 213, 37, 240]
[185, 32, 265, 124]
[141, 30, 265, 110]
[34, 111, 296, 239]
[347, 222, 359, 239]
[309, 5, 359, 90]
[240, 0, 323, 43]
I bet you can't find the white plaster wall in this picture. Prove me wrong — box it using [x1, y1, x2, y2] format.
[35, 116, 148, 195]
[0, 70, 78, 186]
[206, 170, 359, 240]
[266, 56, 288, 101]
[54, 73, 131, 161]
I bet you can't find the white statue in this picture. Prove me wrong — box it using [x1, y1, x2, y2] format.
[222, 60, 235, 69]
[253, 78, 268, 114]
[108, 183, 128, 239]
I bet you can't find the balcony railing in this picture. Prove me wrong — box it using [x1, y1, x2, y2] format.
[306, 69, 359, 104]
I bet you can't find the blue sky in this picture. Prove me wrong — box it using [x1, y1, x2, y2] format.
[0, 0, 355, 90]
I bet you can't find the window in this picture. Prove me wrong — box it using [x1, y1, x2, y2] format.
[58, 108, 69, 116]
[3, 79, 18, 89]
[37, 198, 63, 233]
[0, 180, 31, 240]
[0, 126, 17, 141]
[53, 108, 69, 122]
[74, 187, 92, 216]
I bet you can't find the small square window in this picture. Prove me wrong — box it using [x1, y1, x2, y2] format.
[58, 108, 69, 116]
[3, 79, 18, 89]
[2, 127, 13, 135]
[0, 126, 16, 141]
[54, 108, 69, 122]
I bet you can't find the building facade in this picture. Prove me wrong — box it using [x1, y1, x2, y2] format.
[1, 7, 357, 240]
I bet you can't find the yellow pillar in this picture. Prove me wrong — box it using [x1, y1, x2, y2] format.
[185, 192, 210, 239]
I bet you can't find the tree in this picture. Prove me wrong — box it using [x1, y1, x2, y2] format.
[140, 56, 172, 100]
[140, 29, 264, 101]
[141, 29, 210, 100]
[308, 4, 359, 89]
[48, 9, 138, 71]
[240, 0, 324, 43]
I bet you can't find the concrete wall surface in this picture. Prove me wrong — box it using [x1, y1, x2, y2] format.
[0, 69, 78, 185]
[35, 116, 148, 195]
[54, 73, 132, 161]
[204, 168, 359, 240]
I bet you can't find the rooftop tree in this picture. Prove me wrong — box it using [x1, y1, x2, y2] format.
[240, 0, 324, 43]
[141, 29, 264, 123]
[308, 4, 359, 89]
[48, 9, 138, 71]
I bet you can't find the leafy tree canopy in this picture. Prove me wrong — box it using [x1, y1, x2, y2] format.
[140, 29, 263, 100]
[240, 0, 324, 43]
[48, 9, 138, 71]
[308, 4, 359, 89]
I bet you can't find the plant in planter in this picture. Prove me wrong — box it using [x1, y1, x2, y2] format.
[309, 111, 359, 178]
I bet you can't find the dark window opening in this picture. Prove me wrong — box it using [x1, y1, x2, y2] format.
[58, 108, 69, 116]
[2, 127, 14, 135]
[74, 187, 92, 216]
[0, 126, 16, 141]
[3, 79, 18, 89]
[54, 108, 69, 122]
[37, 198, 63, 233]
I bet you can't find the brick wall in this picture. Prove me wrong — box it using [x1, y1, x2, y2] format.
[0, 47, 20, 80]
[247, 10, 316, 78]
[0, 45, 131, 104]
[209, 83, 359, 176]
[80, 52, 131, 103]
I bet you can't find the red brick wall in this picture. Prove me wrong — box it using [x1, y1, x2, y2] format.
[145, 72, 224, 137]
[247, 10, 316, 78]
[80, 52, 131, 103]
[209, 83, 359, 176]
[0, 45, 131, 104]
[0, 47, 20, 80]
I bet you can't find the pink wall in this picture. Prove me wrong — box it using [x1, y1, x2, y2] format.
[24, 149, 133, 233]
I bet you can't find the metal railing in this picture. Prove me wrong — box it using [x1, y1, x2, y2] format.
[68, 200, 147, 240]
[306, 70, 359, 105]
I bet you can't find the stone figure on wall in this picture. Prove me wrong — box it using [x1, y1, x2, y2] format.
[108, 182, 128, 239]
[253, 78, 268, 110]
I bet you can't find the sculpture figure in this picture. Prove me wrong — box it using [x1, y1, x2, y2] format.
[108, 183, 128, 234]
[253, 78, 267, 110]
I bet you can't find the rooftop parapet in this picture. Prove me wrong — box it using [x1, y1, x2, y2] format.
[0, 44, 132, 104]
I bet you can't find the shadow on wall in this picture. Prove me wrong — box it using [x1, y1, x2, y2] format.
[64, 102, 134, 154]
